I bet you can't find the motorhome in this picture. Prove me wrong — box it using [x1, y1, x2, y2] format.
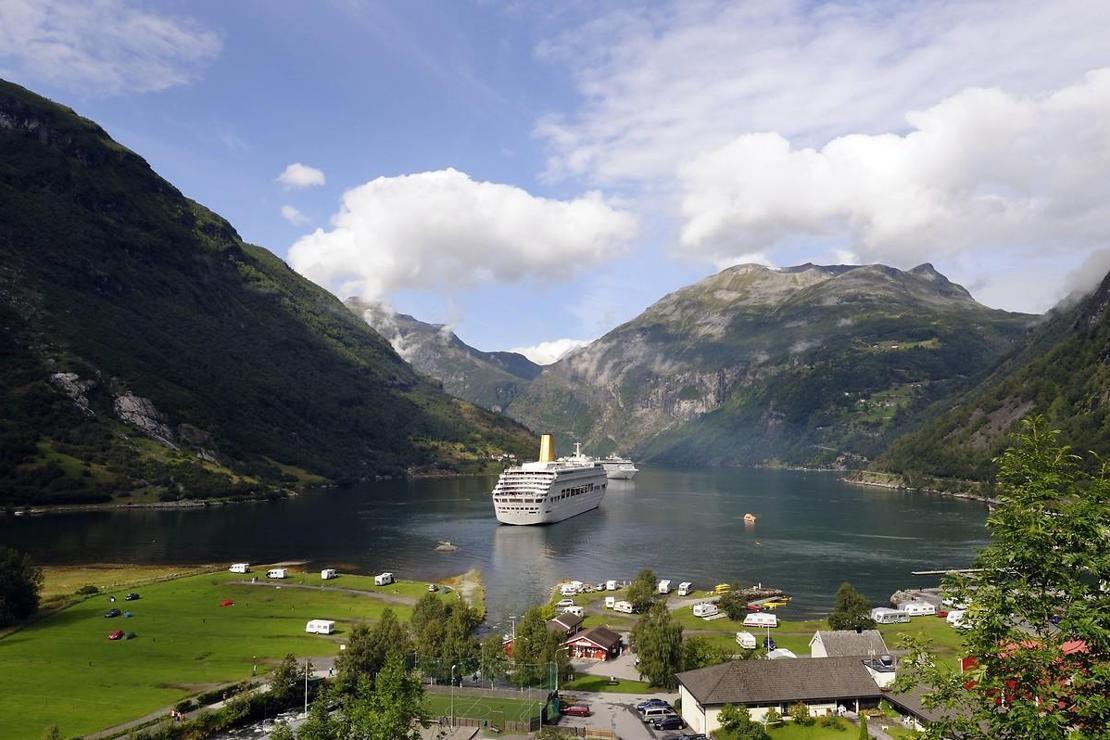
[693, 603, 719, 618]
[605, 580, 618, 591]
[676, 581, 693, 596]
[901, 601, 936, 617]
[657, 580, 672, 595]
[604, 596, 616, 609]
[735, 631, 757, 649]
[561, 605, 585, 617]
[742, 612, 778, 628]
[266, 568, 287, 579]
[613, 600, 634, 614]
[871, 607, 911, 624]
[946, 610, 968, 628]
[305, 619, 335, 635]
[560, 583, 579, 596]
[320, 568, 337, 580]
[374, 572, 394, 586]
[228, 563, 250, 574]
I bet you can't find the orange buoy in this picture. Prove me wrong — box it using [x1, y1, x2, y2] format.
[743, 513, 757, 524]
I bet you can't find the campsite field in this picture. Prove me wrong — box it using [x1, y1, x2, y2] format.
[0, 567, 451, 739]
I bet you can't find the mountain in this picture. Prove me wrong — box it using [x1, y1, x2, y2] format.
[871, 269, 1110, 488]
[346, 299, 540, 411]
[506, 263, 1035, 467]
[0, 79, 534, 507]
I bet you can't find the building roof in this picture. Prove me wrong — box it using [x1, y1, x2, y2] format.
[676, 657, 882, 706]
[563, 625, 622, 651]
[547, 613, 584, 634]
[812, 630, 890, 657]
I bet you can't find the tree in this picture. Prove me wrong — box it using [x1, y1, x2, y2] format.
[717, 703, 770, 740]
[298, 685, 348, 740]
[895, 419, 1110, 739]
[409, 595, 479, 679]
[633, 601, 683, 688]
[0, 546, 43, 627]
[828, 582, 876, 632]
[480, 632, 510, 683]
[681, 636, 732, 671]
[335, 608, 410, 692]
[269, 722, 295, 740]
[626, 568, 657, 613]
[510, 606, 567, 687]
[269, 653, 308, 703]
[717, 590, 747, 621]
[347, 652, 428, 740]
[858, 713, 869, 739]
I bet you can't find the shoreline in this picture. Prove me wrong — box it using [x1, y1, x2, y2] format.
[841, 474, 998, 506]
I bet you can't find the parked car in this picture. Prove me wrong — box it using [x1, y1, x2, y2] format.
[104, 608, 121, 618]
[108, 630, 125, 640]
[427, 583, 438, 592]
[555, 598, 575, 608]
[639, 706, 675, 722]
[764, 637, 777, 651]
[563, 704, 591, 717]
[653, 714, 685, 730]
[635, 699, 669, 712]
[676, 734, 709, 740]
[125, 593, 141, 601]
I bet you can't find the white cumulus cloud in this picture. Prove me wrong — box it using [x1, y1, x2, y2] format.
[677, 70, 1110, 271]
[510, 338, 591, 365]
[280, 205, 309, 225]
[287, 168, 638, 300]
[0, 0, 220, 96]
[278, 163, 326, 189]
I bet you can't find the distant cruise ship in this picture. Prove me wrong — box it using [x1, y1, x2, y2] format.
[491, 435, 607, 525]
[600, 454, 638, 480]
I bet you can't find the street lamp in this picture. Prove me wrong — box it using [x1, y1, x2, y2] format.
[450, 663, 457, 726]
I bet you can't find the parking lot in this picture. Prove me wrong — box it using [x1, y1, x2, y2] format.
[555, 691, 698, 739]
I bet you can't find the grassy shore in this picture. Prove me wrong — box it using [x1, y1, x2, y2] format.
[0, 566, 455, 739]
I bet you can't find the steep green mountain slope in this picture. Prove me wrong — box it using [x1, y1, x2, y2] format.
[0, 79, 534, 506]
[346, 298, 540, 411]
[507, 263, 1034, 467]
[872, 269, 1110, 486]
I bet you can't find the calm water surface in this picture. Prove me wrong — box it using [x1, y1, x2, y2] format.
[0, 468, 988, 625]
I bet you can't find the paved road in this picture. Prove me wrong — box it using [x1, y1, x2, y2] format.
[555, 690, 686, 740]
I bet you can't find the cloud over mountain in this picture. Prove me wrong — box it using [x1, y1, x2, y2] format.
[510, 338, 590, 365]
[288, 168, 637, 300]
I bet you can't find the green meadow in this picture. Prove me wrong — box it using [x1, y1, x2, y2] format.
[0, 568, 443, 739]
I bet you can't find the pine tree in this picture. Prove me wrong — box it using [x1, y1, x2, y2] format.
[632, 601, 683, 688]
[828, 582, 876, 631]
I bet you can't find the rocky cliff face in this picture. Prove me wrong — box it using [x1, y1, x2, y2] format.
[507, 263, 1034, 466]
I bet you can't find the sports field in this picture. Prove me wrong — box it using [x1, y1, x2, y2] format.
[0, 568, 437, 739]
[424, 692, 542, 725]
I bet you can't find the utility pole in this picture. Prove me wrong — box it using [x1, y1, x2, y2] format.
[304, 656, 309, 715]
[450, 664, 457, 726]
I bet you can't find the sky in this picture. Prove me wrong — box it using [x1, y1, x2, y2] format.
[3, 0, 1110, 364]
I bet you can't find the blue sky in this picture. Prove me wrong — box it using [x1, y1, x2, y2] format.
[3, 1, 1110, 362]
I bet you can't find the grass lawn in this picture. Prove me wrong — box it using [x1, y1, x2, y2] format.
[560, 674, 653, 693]
[0, 569, 438, 739]
[767, 721, 856, 738]
[425, 693, 540, 724]
[39, 564, 219, 605]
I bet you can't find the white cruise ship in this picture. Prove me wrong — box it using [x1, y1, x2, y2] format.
[600, 454, 638, 480]
[492, 435, 607, 525]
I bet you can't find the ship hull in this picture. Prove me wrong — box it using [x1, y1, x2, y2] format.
[492, 466, 607, 526]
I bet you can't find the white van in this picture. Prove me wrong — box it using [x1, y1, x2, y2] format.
[605, 580, 618, 591]
[946, 610, 968, 628]
[657, 580, 672, 595]
[320, 568, 337, 580]
[374, 572, 394, 586]
[735, 631, 757, 649]
[229, 563, 250, 574]
[613, 600, 634, 614]
[693, 603, 719, 618]
[901, 601, 936, 617]
[677, 581, 693, 596]
[267, 568, 287, 579]
[871, 607, 910, 624]
[560, 583, 579, 596]
[742, 612, 778, 628]
[604, 596, 616, 609]
[561, 605, 585, 617]
[640, 706, 675, 722]
[305, 619, 335, 635]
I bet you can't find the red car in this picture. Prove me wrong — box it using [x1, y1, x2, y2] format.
[563, 704, 591, 717]
[108, 630, 125, 640]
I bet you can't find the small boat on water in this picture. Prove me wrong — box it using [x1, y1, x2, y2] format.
[743, 513, 757, 524]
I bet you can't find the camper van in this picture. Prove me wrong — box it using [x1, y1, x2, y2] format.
[228, 563, 250, 574]
[374, 572, 394, 586]
[320, 568, 337, 580]
[305, 619, 335, 635]
[742, 612, 778, 628]
[561, 605, 585, 617]
[901, 601, 936, 617]
[657, 580, 672, 595]
[676, 581, 693, 596]
[871, 607, 911, 624]
[613, 600, 634, 614]
[267, 568, 287, 579]
[605, 580, 618, 591]
[604, 596, 616, 609]
[560, 583, 579, 596]
[735, 631, 757, 649]
[693, 603, 719, 618]
[946, 610, 968, 628]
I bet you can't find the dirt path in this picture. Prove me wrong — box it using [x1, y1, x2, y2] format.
[440, 569, 484, 615]
[233, 580, 418, 606]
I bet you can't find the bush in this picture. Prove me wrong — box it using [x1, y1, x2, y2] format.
[818, 715, 847, 730]
[789, 702, 814, 726]
[764, 708, 782, 725]
[75, 585, 99, 596]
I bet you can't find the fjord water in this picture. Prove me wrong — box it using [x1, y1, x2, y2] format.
[1, 468, 987, 623]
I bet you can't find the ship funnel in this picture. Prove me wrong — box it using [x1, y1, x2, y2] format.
[538, 434, 556, 463]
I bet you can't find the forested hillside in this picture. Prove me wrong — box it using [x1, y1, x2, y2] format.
[0, 79, 534, 506]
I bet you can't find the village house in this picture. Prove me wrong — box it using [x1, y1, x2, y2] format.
[561, 625, 622, 661]
[809, 630, 889, 658]
[546, 612, 584, 639]
[675, 657, 883, 734]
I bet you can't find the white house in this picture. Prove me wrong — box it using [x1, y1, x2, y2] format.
[305, 619, 336, 635]
[229, 563, 250, 574]
[267, 568, 287, 579]
[320, 568, 337, 580]
[374, 572, 394, 586]
[676, 657, 883, 734]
